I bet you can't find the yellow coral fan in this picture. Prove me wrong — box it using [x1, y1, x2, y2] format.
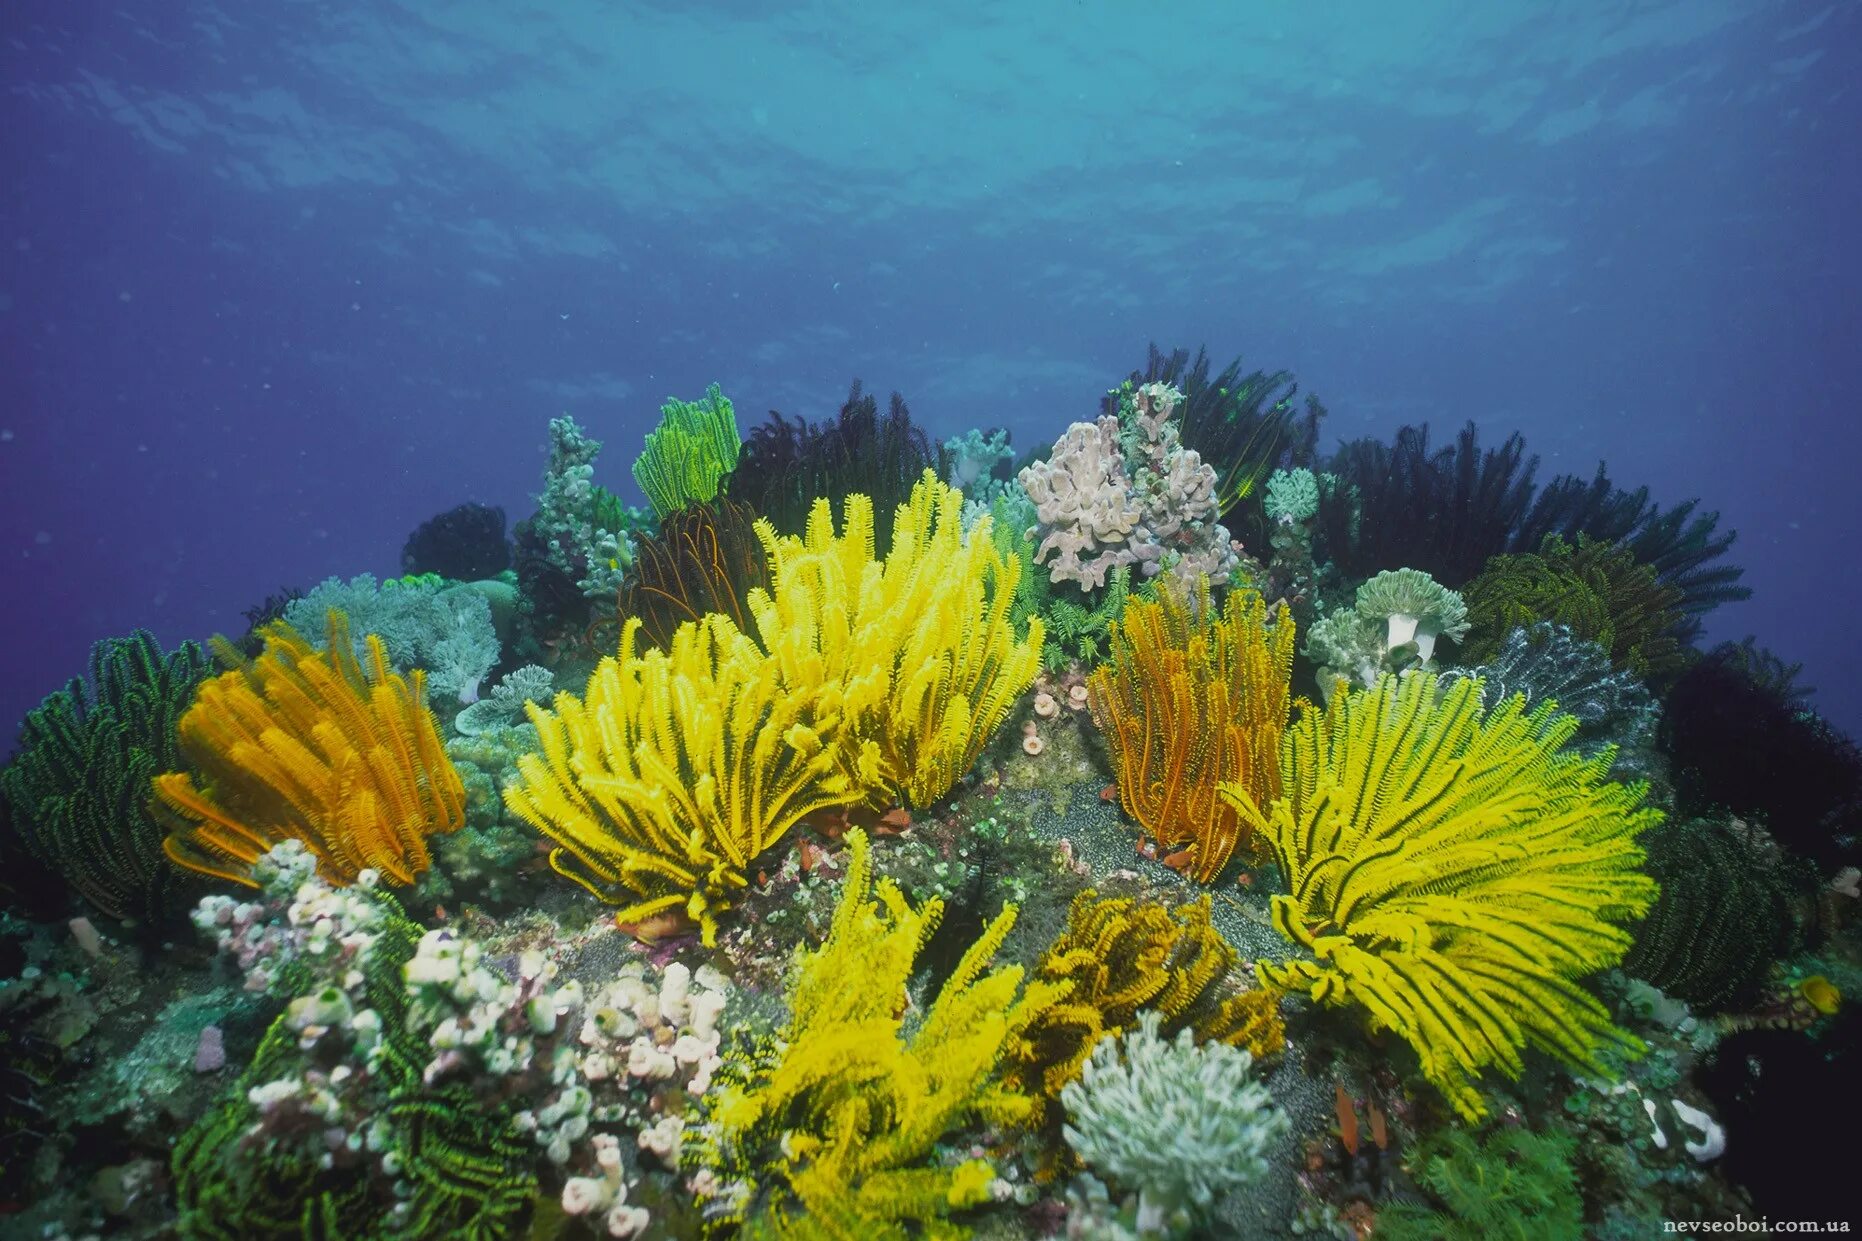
[503, 615, 856, 947]
[1010, 889, 1284, 1100]
[748, 470, 1044, 808]
[1226, 673, 1661, 1121]
[702, 827, 1066, 1238]
[1088, 580, 1298, 881]
[153, 612, 464, 888]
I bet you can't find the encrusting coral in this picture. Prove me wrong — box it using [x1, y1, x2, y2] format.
[153, 612, 465, 889]
[1009, 889, 1285, 1101]
[1230, 673, 1661, 1121]
[693, 827, 1066, 1238]
[1089, 580, 1297, 881]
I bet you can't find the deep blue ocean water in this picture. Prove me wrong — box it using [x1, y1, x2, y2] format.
[2, 0, 1857, 734]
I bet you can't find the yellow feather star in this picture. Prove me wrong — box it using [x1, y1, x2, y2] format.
[1225, 672, 1661, 1121]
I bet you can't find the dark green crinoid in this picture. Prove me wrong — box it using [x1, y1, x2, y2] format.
[0, 630, 211, 932]
[1621, 816, 1806, 1012]
[1460, 535, 1688, 680]
[1377, 1125, 1584, 1241]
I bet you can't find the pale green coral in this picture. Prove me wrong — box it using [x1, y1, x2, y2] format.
[1264, 468, 1320, 524]
[1061, 1011, 1286, 1234]
[1353, 567, 1469, 661]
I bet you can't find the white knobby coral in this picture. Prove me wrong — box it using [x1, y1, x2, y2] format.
[1061, 1010, 1287, 1225]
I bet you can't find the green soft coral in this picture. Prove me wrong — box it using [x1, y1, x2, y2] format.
[1353, 567, 1469, 662]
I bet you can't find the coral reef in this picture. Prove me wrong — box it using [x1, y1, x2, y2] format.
[1237, 674, 1661, 1120]
[1301, 568, 1462, 702]
[633, 383, 742, 521]
[1020, 382, 1242, 595]
[153, 613, 465, 889]
[1089, 582, 1297, 881]
[0, 630, 211, 931]
[451, 664, 554, 737]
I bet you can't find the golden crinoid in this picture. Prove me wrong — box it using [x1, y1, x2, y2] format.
[503, 614, 858, 946]
[153, 611, 464, 888]
[747, 469, 1045, 809]
[1088, 578, 1298, 881]
[1231, 673, 1661, 1121]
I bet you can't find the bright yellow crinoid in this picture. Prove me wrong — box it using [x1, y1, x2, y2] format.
[153, 612, 464, 888]
[749, 469, 1044, 808]
[1227, 673, 1662, 1121]
[699, 827, 1065, 1237]
[1089, 580, 1298, 881]
[503, 615, 857, 946]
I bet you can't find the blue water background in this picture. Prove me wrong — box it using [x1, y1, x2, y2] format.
[2, 1, 1858, 734]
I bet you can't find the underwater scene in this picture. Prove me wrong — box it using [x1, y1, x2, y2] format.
[2, 2, 1859, 1239]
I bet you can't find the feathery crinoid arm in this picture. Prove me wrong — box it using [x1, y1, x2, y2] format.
[748, 471, 1044, 809]
[1229, 673, 1660, 1121]
[155, 611, 464, 890]
[502, 615, 856, 947]
[700, 828, 1064, 1236]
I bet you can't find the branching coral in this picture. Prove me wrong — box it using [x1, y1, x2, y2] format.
[1020, 383, 1241, 595]
[1089, 581, 1297, 881]
[749, 471, 1044, 808]
[1109, 344, 1320, 516]
[1230, 674, 1661, 1121]
[153, 613, 466, 889]
[503, 615, 856, 946]
[1010, 890, 1284, 1101]
[695, 827, 1065, 1238]
[632, 383, 742, 520]
[1061, 1011, 1287, 1230]
[1461, 535, 1688, 680]
[614, 495, 771, 652]
[0, 630, 211, 929]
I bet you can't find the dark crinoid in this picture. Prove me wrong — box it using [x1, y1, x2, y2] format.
[401, 502, 511, 582]
[732, 380, 935, 551]
[617, 496, 772, 650]
[1661, 649, 1862, 866]
[1107, 343, 1322, 519]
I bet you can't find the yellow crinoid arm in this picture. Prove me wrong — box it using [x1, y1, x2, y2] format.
[154, 611, 464, 889]
[747, 470, 1044, 809]
[502, 615, 856, 946]
[1229, 672, 1660, 1121]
